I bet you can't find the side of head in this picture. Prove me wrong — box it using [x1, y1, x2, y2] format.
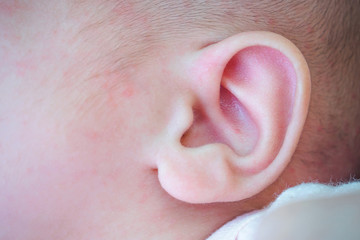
[1, 0, 359, 239]
[95, 0, 359, 203]
[151, 0, 360, 202]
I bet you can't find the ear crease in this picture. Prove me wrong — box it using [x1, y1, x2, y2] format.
[219, 85, 258, 156]
[221, 46, 298, 172]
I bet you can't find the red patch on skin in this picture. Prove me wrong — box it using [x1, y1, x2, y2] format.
[15, 58, 37, 77]
[89, 168, 98, 176]
[0, 0, 28, 17]
[100, 70, 135, 109]
[317, 125, 324, 133]
[121, 86, 134, 98]
[26, 167, 33, 174]
[267, 18, 276, 26]
[190, 50, 219, 86]
[307, 26, 315, 34]
[83, 130, 101, 141]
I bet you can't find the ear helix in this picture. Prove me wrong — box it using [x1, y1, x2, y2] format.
[157, 32, 310, 203]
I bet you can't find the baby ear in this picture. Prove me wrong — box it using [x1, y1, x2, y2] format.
[157, 31, 311, 203]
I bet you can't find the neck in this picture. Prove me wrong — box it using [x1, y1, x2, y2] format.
[71, 170, 271, 240]
[114, 174, 264, 240]
[123, 197, 256, 240]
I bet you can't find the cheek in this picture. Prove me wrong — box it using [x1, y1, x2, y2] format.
[1, 123, 142, 238]
[64, 84, 143, 158]
[0, 91, 144, 235]
[0, 118, 86, 236]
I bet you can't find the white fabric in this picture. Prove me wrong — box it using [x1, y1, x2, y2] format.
[207, 182, 360, 240]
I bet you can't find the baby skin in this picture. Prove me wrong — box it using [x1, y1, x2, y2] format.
[1, 1, 359, 239]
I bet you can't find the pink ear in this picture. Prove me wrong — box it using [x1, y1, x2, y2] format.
[219, 85, 258, 155]
[182, 46, 297, 169]
[223, 46, 296, 124]
[220, 46, 297, 172]
[157, 32, 310, 203]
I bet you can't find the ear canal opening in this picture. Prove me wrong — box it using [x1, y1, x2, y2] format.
[180, 86, 258, 157]
[180, 107, 224, 148]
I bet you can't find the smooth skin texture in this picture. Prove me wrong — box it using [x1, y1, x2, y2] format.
[1, 1, 359, 240]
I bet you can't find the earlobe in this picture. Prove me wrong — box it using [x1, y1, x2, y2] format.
[157, 31, 311, 203]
